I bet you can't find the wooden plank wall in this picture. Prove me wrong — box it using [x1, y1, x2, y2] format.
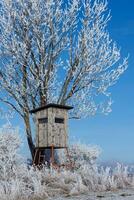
[35, 108, 68, 148]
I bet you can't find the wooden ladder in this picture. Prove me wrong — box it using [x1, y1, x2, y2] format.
[33, 148, 46, 165]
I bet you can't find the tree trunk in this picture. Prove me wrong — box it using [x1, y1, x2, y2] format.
[24, 113, 35, 160]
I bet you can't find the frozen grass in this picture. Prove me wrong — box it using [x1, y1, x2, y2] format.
[0, 129, 134, 200]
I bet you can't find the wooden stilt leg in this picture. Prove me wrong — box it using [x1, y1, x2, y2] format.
[50, 144, 54, 164]
[38, 151, 41, 165]
[33, 147, 74, 170]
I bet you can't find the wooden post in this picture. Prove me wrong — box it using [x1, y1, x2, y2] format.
[50, 144, 54, 164]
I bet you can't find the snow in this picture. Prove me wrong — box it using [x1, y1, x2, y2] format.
[54, 189, 134, 200]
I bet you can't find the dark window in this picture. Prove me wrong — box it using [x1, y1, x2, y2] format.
[55, 117, 64, 124]
[38, 118, 48, 123]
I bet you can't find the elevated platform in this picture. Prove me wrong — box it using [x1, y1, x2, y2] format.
[33, 145, 74, 170]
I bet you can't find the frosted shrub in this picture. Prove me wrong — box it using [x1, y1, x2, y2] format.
[0, 125, 21, 182]
[68, 143, 101, 168]
[0, 125, 48, 200]
[0, 125, 24, 200]
[112, 163, 132, 188]
[56, 143, 101, 169]
[0, 127, 134, 199]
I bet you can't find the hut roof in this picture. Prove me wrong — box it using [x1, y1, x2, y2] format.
[30, 103, 73, 113]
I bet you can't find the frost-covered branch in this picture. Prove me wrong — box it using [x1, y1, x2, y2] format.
[0, 0, 128, 117]
[0, 0, 128, 156]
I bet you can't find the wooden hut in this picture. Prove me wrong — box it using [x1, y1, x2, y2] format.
[30, 104, 73, 166]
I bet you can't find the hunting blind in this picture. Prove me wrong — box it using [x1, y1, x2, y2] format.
[30, 104, 74, 168]
[30, 104, 73, 148]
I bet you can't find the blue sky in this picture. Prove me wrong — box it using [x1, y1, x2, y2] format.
[69, 0, 134, 164]
[0, 0, 134, 164]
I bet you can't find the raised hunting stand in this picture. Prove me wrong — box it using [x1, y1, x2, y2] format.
[30, 103, 73, 168]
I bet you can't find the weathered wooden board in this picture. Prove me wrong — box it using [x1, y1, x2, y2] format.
[36, 107, 68, 148]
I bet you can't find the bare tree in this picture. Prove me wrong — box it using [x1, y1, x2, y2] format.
[0, 0, 128, 158]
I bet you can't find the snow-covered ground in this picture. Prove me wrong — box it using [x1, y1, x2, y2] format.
[53, 189, 134, 200]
